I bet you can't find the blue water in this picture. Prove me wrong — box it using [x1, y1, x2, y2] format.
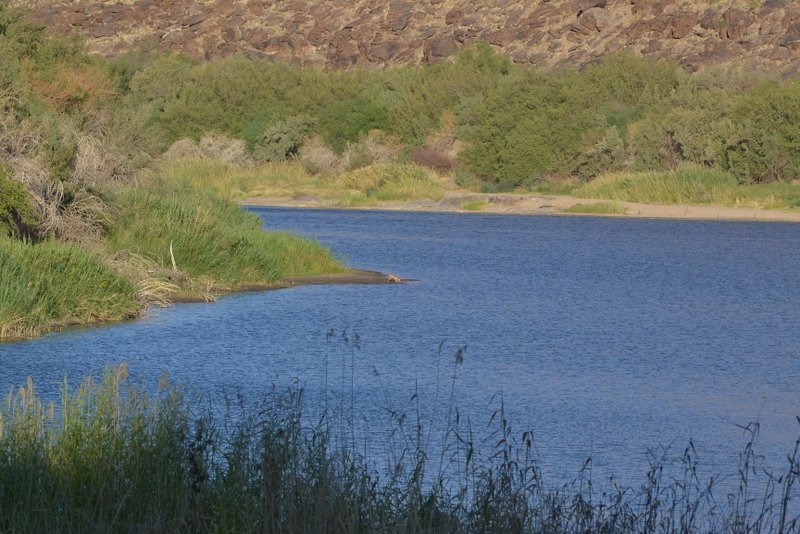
[2, 208, 799, 484]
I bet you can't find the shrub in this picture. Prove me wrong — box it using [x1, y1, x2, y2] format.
[318, 96, 390, 154]
[412, 147, 456, 172]
[459, 68, 592, 184]
[251, 115, 315, 163]
[0, 162, 40, 237]
[723, 80, 800, 183]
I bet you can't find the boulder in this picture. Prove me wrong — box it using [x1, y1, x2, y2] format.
[488, 29, 517, 46]
[670, 14, 695, 39]
[425, 37, 457, 60]
[578, 7, 609, 32]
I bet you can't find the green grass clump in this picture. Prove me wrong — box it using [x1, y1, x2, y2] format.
[460, 199, 489, 211]
[335, 163, 443, 205]
[0, 237, 139, 338]
[564, 201, 627, 214]
[107, 178, 344, 287]
[574, 166, 741, 205]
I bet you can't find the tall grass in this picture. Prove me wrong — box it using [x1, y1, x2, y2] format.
[574, 166, 742, 205]
[158, 158, 445, 207]
[0, 237, 139, 339]
[156, 158, 331, 199]
[335, 163, 444, 206]
[574, 165, 800, 210]
[107, 178, 344, 289]
[1, 358, 799, 534]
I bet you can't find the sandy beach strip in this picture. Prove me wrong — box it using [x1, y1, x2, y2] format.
[241, 192, 800, 223]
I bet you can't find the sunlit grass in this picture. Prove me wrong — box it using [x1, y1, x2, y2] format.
[107, 177, 344, 290]
[0, 237, 139, 339]
[563, 201, 627, 214]
[573, 165, 800, 209]
[154, 158, 336, 199]
[335, 163, 444, 206]
[157, 159, 445, 206]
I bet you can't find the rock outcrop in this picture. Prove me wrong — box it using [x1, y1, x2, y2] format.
[16, 0, 800, 74]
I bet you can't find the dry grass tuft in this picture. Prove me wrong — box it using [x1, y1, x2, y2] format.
[162, 138, 204, 160]
[299, 137, 348, 175]
[163, 135, 253, 166]
[72, 133, 132, 187]
[342, 130, 402, 170]
[105, 250, 182, 308]
[198, 135, 251, 165]
[425, 110, 462, 160]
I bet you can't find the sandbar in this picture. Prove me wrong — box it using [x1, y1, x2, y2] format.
[241, 192, 800, 223]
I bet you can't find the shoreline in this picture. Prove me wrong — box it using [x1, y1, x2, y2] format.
[240, 192, 800, 223]
[164, 268, 414, 304]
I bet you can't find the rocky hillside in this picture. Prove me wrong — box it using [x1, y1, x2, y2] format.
[16, 0, 800, 74]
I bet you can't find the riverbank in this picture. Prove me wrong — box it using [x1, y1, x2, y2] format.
[241, 191, 800, 223]
[168, 268, 414, 303]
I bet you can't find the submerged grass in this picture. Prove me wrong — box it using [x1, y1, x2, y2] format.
[459, 199, 489, 211]
[574, 166, 800, 209]
[0, 238, 139, 339]
[2, 359, 799, 534]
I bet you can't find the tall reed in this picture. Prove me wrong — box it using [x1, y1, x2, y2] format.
[1, 355, 798, 534]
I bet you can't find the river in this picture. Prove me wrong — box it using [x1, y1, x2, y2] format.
[2, 208, 799, 485]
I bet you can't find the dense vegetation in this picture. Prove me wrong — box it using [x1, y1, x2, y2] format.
[2, 0, 800, 338]
[115, 38, 799, 188]
[0, 1, 343, 338]
[1, 363, 798, 533]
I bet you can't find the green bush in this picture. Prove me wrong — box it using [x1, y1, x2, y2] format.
[318, 96, 390, 153]
[459, 68, 593, 183]
[251, 115, 315, 162]
[723, 80, 800, 183]
[0, 164, 40, 237]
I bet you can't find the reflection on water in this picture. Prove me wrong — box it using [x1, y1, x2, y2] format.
[2, 208, 799, 483]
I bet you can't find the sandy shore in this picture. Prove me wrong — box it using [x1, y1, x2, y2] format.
[241, 192, 800, 223]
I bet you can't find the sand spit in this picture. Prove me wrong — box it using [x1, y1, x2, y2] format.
[241, 192, 800, 223]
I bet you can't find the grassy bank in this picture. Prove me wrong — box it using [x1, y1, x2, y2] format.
[0, 177, 344, 340]
[0, 238, 139, 339]
[154, 158, 445, 206]
[107, 176, 344, 288]
[1, 364, 798, 534]
[573, 166, 800, 209]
